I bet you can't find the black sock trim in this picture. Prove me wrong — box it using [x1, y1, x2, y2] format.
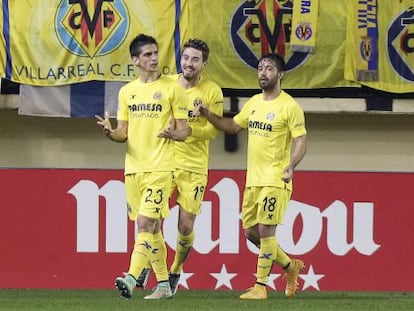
[126, 273, 136, 281]
[255, 282, 266, 287]
[158, 280, 169, 284]
[169, 272, 180, 276]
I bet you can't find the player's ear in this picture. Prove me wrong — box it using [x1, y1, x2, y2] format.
[278, 71, 285, 79]
[132, 56, 139, 66]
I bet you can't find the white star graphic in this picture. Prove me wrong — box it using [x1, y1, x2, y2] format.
[210, 264, 238, 289]
[254, 273, 282, 290]
[267, 273, 282, 290]
[178, 270, 194, 289]
[299, 265, 325, 291]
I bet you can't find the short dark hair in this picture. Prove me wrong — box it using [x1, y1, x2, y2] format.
[129, 34, 158, 57]
[182, 39, 210, 62]
[258, 53, 286, 72]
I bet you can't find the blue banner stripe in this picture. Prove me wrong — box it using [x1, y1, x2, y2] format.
[174, 0, 181, 72]
[2, 0, 12, 79]
[366, 0, 378, 71]
[70, 81, 105, 118]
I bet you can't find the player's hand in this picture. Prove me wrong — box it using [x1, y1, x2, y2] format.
[158, 124, 189, 141]
[95, 111, 113, 135]
[158, 124, 174, 139]
[192, 102, 209, 117]
[282, 166, 293, 183]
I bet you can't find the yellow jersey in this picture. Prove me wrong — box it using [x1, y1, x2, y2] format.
[234, 91, 306, 190]
[169, 74, 224, 175]
[117, 75, 188, 174]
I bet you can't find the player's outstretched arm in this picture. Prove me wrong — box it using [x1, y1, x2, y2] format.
[193, 104, 242, 135]
[95, 111, 127, 143]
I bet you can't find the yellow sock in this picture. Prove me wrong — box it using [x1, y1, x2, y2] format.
[274, 244, 291, 269]
[170, 230, 194, 274]
[127, 232, 153, 279]
[256, 236, 276, 285]
[150, 231, 169, 282]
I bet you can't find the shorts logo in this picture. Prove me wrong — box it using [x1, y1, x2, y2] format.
[388, 6, 414, 81]
[230, 0, 308, 70]
[55, 0, 129, 58]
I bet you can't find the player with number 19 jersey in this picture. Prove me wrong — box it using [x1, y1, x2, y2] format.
[169, 74, 224, 175]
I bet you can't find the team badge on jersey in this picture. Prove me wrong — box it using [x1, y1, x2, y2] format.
[193, 97, 203, 107]
[266, 112, 275, 121]
[153, 91, 162, 101]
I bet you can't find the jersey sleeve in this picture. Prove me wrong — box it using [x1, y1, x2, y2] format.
[233, 98, 252, 129]
[117, 85, 129, 121]
[172, 84, 189, 120]
[288, 101, 307, 138]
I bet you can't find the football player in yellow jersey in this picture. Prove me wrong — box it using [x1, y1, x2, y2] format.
[193, 53, 307, 300]
[96, 34, 190, 300]
[137, 39, 224, 295]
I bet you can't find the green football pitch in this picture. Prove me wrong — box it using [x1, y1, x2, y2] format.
[0, 289, 413, 311]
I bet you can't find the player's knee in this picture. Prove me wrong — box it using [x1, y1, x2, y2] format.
[178, 221, 194, 236]
[245, 230, 260, 247]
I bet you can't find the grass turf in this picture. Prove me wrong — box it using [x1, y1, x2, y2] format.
[0, 289, 413, 311]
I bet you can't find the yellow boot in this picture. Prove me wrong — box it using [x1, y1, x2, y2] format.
[239, 284, 267, 300]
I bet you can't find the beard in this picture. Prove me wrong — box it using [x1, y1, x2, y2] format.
[259, 77, 277, 90]
[182, 71, 194, 80]
[182, 68, 199, 82]
[259, 79, 271, 90]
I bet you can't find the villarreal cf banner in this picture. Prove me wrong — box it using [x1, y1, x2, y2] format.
[345, 0, 414, 93]
[0, 0, 188, 86]
[188, 0, 358, 89]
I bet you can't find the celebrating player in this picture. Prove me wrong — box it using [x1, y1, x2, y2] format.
[138, 38, 224, 296]
[193, 53, 307, 299]
[96, 33, 189, 300]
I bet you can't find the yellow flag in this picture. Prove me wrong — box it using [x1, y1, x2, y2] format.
[189, 0, 356, 89]
[290, 0, 319, 53]
[345, 0, 414, 92]
[346, 0, 378, 82]
[1, 0, 188, 86]
[0, 1, 6, 74]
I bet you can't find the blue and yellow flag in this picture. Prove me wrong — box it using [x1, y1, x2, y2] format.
[0, 2, 6, 76]
[290, 0, 319, 53]
[0, 0, 188, 86]
[346, 0, 379, 82]
[4, 0, 414, 92]
[345, 0, 414, 92]
[189, 0, 356, 89]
